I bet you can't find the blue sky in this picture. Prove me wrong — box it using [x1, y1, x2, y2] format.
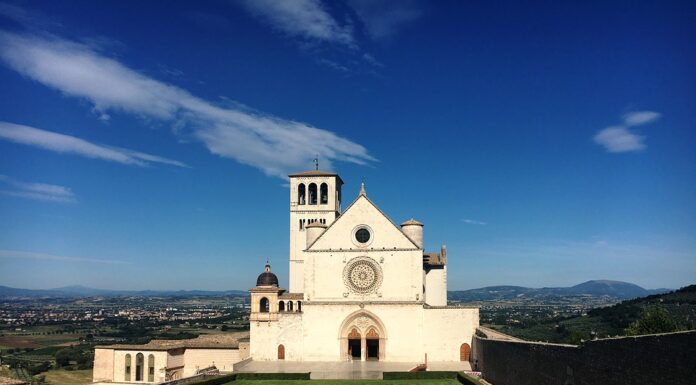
[0, 0, 694, 291]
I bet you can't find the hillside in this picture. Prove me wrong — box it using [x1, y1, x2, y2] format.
[449, 280, 670, 302]
[1, 279, 669, 300]
[0, 285, 247, 299]
[490, 284, 696, 343]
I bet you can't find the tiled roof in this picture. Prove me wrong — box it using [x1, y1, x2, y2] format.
[96, 331, 249, 351]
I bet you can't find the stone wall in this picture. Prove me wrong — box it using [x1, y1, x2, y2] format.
[93, 348, 114, 382]
[182, 348, 240, 377]
[473, 328, 696, 385]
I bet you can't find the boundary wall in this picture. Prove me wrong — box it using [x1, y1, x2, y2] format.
[472, 327, 696, 385]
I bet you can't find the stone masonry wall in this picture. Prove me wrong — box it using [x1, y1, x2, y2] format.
[473, 329, 696, 385]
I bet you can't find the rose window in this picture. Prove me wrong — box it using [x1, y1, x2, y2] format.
[343, 257, 382, 294]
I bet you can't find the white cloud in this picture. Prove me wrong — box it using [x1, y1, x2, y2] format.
[0, 249, 129, 264]
[623, 111, 661, 126]
[462, 218, 487, 226]
[239, 0, 355, 47]
[593, 126, 646, 153]
[0, 31, 374, 177]
[0, 175, 76, 203]
[593, 110, 660, 153]
[347, 0, 421, 40]
[0, 122, 188, 167]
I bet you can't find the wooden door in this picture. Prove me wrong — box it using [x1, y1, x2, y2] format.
[460, 343, 471, 361]
[278, 344, 285, 360]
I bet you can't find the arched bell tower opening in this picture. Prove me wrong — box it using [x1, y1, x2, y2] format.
[338, 310, 387, 361]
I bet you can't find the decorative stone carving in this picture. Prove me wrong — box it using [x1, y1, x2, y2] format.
[343, 256, 383, 295]
[355, 316, 370, 331]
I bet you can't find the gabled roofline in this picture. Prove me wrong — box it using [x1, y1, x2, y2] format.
[305, 193, 421, 250]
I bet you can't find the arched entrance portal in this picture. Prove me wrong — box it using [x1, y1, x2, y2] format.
[366, 328, 380, 360]
[460, 343, 471, 361]
[348, 328, 361, 359]
[339, 310, 386, 361]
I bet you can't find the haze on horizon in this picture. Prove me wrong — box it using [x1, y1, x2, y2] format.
[0, 1, 694, 291]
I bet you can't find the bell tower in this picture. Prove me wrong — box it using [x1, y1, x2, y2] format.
[288, 168, 343, 293]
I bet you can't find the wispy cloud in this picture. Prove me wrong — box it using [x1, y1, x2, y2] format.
[622, 111, 661, 127]
[0, 249, 129, 264]
[593, 110, 661, 153]
[0, 30, 374, 177]
[0, 122, 188, 167]
[0, 2, 60, 29]
[462, 218, 487, 226]
[235, 0, 421, 73]
[593, 126, 645, 153]
[239, 0, 355, 47]
[0, 175, 76, 203]
[347, 0, 421, 41]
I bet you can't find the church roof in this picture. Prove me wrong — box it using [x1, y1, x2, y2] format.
[401, 218, 423, 226]
[256, 263, 279, 287]
[96, 331, 249, 350]
[288, 170, 344, 183]
[305, 192, 422, 250]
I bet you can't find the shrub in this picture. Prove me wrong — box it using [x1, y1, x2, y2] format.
[383, 371, 458, 380]
[235, 373, 310, 380]
[457, 372, 483, 385]
[190, 374, 236, 385]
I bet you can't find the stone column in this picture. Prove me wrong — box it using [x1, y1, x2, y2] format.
[361, 338, 366, 361]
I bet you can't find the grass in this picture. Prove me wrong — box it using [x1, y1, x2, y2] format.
[43, 369, 93, 385]
[227, 381, 462, 385]
[0, 334, 83, 349]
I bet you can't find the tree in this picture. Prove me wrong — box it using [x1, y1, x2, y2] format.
[626, 305, 680, 336]
[54, 349, 71, 367]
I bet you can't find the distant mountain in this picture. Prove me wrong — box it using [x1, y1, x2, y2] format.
[0, 285, 248, 299]
[566, 280, 670, 298]
[489, 284, 696, 343]
[0, 279, 670, 300]
[449, 280, 671, 302]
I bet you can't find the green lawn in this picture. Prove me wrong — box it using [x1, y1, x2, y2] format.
[226, 380, 461, 385]
[43, 369, 93, 385]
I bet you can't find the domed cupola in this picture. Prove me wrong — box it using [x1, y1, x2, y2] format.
[256, 261, 279, 287]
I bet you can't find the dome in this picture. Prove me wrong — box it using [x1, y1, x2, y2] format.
[401, 218, 423, 227]
[256, 262, 278, 287]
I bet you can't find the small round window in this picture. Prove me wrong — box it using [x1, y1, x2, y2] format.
[355, 228, 371, 244]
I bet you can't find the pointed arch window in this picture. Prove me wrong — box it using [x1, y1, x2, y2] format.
[298, 184, 306, 205]
[320, 183, 328, 204]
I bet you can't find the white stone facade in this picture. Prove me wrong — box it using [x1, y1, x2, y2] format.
[250, 170, 479, 363]
[93, 169, 480, 384]
[92, 333, 249, 384]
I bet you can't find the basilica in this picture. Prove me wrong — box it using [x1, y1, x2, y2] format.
[93, 169, 478, 384]
[249, 169, 479, 362]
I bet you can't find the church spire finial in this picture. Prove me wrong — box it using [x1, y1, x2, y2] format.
[359, 178, 366, 196]
[313, 155, 319, 170]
